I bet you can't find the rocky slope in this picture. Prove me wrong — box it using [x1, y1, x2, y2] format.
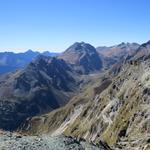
[0, 131, 109, 150]
[59, 42, 103, 74]
[0, 55, 80, 130]
[21, 52, 150, 149]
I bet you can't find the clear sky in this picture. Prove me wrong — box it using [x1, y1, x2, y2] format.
[0, 0, 150, 52]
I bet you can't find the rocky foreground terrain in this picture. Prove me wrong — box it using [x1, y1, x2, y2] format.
[0, 131, 109, 150]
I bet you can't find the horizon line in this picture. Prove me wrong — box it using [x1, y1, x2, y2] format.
[0, 40, 147, 53]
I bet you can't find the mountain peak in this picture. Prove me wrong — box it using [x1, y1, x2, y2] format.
[66, 42, 96, 53]
[59, 42, 102, 74]
[25, 49, 35, 54]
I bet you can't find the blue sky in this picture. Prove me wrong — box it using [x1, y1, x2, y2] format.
[0, 0, 150, 52]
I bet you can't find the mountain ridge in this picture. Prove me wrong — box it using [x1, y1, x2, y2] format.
[0, 50, 60, 74]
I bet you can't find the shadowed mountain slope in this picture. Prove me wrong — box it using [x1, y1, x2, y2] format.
[0, 56, 79, 130]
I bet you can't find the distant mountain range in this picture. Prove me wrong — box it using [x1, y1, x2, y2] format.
[96, 42, 140, 68]
[0, 42, 140, 74]
[0, 50, 60, 74]
[96, 42, 139, 58]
